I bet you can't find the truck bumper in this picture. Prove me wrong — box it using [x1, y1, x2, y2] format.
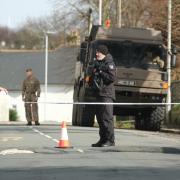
[115, 85, 167, 95]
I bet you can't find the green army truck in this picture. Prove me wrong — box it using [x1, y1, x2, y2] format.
[72, 25, 176, 131]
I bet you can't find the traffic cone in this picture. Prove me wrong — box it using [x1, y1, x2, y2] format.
[58, 121, 70, 148]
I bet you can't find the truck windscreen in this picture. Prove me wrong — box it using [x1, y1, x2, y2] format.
[94, 41, 165, 70]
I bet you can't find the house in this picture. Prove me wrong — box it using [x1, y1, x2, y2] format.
[0, 90, 9, 122]
[0, 47, 77, 123]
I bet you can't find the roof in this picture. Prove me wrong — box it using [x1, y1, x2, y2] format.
[90, 26, 163, 44]
[0, 47, 77, 90]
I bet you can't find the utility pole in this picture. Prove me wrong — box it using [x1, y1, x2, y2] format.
[117, 0, 122, 28]
[44, 31, 57, 121]
[99, 0, 102, 26]
[44, 33, 48, 122]
[166, 0, 172, 123]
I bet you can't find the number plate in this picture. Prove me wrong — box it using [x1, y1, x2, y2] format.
[118, 80, 136, 86]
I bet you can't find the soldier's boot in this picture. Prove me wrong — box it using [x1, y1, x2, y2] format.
[35, 121, 40, 126]
[91, 137, 106, 147]
[27, 122, 32, 126]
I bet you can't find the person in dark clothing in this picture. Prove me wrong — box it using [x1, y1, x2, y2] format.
[91, 45, 116, 147]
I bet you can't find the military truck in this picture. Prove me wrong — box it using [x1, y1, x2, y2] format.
[72, 25, 176, 131]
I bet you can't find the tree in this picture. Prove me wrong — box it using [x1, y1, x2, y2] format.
[0, 26, 16, 48]
[144, 0, 180, 80]
[53, 0, 155, 28]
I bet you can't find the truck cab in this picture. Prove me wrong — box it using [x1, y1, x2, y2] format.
[72, 25, 176, 131]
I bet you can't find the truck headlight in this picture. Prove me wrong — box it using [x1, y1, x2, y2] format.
[162, 82, 169, 89]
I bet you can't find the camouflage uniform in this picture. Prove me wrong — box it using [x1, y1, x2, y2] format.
[153, 56, 165, 69]
[142, 53, 164, 69]
[22, 77, 41, 123]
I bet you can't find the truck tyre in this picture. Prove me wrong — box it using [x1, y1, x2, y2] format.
[76, 86, 95, 127]
[72, 104, 78, 126]
[135, 107, 165, 131]
[72, 85, 79, 126]
[146, 106, 165, 131]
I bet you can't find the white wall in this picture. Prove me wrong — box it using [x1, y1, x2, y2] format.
[8, 85, 74, 124]
[0, 91, 9, 122]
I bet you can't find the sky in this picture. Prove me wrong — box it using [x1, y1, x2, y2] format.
[0, 0, 52, 29]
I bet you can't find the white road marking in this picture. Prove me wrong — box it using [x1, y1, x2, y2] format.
[33, 129, 39, 133]
[29, 127, 84, 153]
[0, 149, 34, 156]
[76, 149, 84, 153]
[0, 137, 22, 142]
[44, 135, 52, 139]
[30, 127, 59, 143]
[39, 132, 45, 136]
[52, 139, 59, 143]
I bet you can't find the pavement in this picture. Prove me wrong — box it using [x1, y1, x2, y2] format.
[161, 128, 180, 134]
[0, 125, 180, 180]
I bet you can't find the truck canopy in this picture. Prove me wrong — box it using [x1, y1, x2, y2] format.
[90, 26, 163, 45]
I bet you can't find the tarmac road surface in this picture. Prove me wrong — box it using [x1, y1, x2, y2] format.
[0, 125, 180, 180]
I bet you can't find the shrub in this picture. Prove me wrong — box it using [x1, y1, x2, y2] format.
[171, 105, 180, 126]
[9, 109, 18, 122]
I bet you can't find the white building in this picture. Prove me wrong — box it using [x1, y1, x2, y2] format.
[0, 47, 77, 123]
[0, 90, 9, 122]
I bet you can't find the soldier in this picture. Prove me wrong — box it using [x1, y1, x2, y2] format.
[91, 45, 116, 147]
[141, 52, 165, 69]
[153, 56, 165, 69]
[22, 69, 41, 126]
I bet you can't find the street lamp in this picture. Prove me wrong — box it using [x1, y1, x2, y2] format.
[44, 31, 57, 121]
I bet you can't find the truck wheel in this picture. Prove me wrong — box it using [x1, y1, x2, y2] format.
[76, 87, 95, 127]
[146, 106, 165, 131]
[77, 105, 95, 127]
[72, 85, 79, 126]
[135, 107, 165, 131]
[72, 104, 78, 126]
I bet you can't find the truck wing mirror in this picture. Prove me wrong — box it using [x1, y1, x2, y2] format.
[171, 54, 176, 68]
[171, 45, 177, 68]
[172, 45, 177, 55]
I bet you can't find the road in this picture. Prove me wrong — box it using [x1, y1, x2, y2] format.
[0, 125, 180, 180]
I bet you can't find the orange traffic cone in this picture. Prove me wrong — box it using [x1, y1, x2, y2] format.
[58, 121, 70, 148]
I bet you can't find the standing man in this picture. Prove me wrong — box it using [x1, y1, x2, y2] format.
[91, 45, 116, 147]
[22, 69, 41, 126]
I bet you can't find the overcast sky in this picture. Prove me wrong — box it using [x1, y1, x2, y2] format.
[0, 0, 52, 28]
